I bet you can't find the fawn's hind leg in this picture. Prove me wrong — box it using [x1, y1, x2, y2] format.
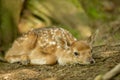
[5, 31, 37, 64]
[29, 47, 57, 65]
[5, 54, 29, 65]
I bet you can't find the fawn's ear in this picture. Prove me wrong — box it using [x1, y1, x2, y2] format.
[87, 29, 99, 47]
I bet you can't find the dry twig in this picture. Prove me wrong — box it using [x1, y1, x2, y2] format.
[94, 64, 120, 80]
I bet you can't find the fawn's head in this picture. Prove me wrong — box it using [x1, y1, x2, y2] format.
[70, 41, 95, 64]
[56, 41, 95, 65]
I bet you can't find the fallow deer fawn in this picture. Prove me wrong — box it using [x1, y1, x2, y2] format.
[5, 27, 95, 65]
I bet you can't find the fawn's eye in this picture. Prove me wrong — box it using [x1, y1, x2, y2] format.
[91, 49, 93, 53]
[74, 52, 79, 56]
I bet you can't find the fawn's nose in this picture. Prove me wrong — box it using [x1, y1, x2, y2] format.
[90, 59, 95, 64]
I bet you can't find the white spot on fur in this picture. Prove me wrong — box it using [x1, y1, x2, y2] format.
[49, 41, 56, 45]
[57, 46, 61, 48]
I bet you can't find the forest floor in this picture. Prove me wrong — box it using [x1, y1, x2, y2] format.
[0, 21, 120, 80]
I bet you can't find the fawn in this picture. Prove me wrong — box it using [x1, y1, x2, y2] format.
[5, 27, 95, 65]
